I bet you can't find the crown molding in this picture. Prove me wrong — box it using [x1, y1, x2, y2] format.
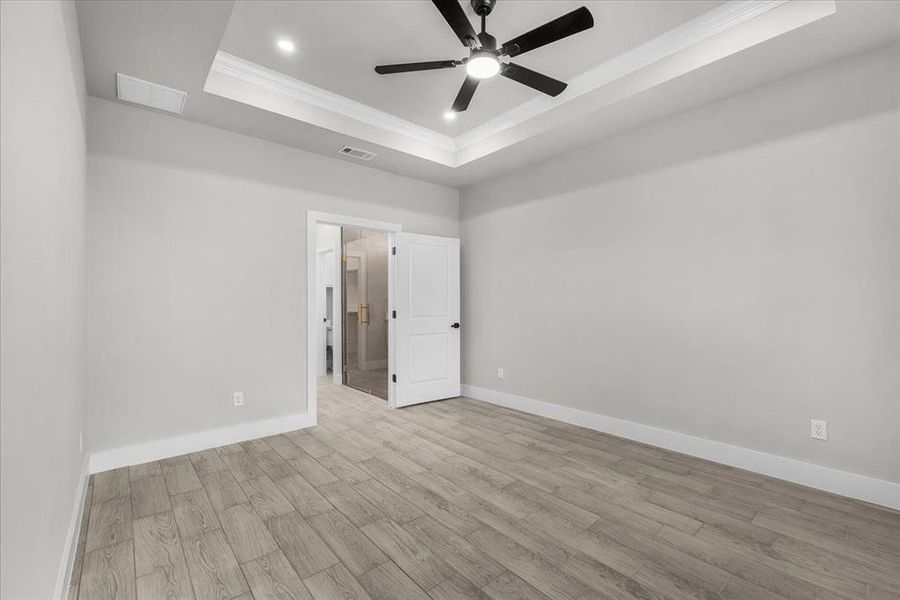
[210, 51, 456, 153]
[207, 0, 832, 167]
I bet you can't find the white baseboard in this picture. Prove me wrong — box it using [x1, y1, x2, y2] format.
[54, 455, 90, 600]
[88, 412, 316, 474]
[461, 384, 900, 510]
[58, 413, 315, 595]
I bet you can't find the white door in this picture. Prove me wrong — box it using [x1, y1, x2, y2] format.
[394, 233, 460, 407]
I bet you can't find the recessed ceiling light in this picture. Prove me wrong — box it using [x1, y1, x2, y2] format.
[443, 111, 457, 121]
[277, 39, 296, 54]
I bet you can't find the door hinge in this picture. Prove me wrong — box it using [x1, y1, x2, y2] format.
[342, 364, 347, 373]
[391, 246, 396, 256]
[392, 310, 396, 319]
[392, 374, 397, 383]
[341, 254, 347, 264]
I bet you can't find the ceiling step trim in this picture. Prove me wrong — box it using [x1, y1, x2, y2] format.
[210, 51, 455, 152]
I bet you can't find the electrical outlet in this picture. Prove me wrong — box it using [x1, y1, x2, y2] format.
[497, 368, 504, 380]
[810, 419, 827, 440]
[233, 391, 244, 407]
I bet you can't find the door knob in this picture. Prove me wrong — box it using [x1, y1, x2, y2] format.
[451, 322, 460, 329]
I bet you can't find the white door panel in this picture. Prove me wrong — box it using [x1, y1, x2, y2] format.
[409, 333, 449, 382]
[395, 233, 460, 407]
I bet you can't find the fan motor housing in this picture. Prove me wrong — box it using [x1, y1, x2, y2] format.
[471, 0, 496, 17]
[477, 32, 497, 52]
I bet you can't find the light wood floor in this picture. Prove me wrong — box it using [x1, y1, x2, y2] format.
[69, 380, 900, 600]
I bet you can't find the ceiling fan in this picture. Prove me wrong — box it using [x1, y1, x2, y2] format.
[374, 0, 594, 113]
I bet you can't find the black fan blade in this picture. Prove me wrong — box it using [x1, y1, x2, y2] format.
[451, 76, 479, 112]
[432, 0, 479, 48]
[501, 63, 567, 96]
[375, 60, 459, 75]
[501, 6, 593, 58]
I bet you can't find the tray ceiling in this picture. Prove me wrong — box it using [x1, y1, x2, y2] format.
[218, 0, 722, 134]
[206, 0, 839, 167]
[75, 0, 900, 187]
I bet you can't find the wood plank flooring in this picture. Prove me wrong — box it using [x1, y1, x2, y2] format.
[69, 379, 900, 600]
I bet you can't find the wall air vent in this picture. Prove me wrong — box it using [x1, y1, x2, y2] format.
[116, 73, 187, 115]
[337, 146, 377, 161]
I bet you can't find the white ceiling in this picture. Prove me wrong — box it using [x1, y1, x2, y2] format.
[75, 1, 900, 189]
[219, 0, 721, 134]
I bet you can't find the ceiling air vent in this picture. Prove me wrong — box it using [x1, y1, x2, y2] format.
[116, 73, 187, 114]
[338, 146, 377, 161]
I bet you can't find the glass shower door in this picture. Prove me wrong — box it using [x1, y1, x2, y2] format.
[341, 227, 389, 399]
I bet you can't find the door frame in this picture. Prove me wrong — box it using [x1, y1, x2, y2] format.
[306, 211, 401, 422]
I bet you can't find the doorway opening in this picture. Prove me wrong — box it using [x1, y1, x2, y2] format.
[308, 211, 401, 419]
[307, 210, 461, 421]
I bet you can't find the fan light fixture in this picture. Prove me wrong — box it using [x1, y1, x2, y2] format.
[374, 1, 594, 113]
[466, 52, 500, 79]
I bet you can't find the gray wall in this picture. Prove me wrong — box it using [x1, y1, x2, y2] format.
[86, 97, 459, 452]
[0, 1, 88, 597]
[460, 46, 900, 483]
